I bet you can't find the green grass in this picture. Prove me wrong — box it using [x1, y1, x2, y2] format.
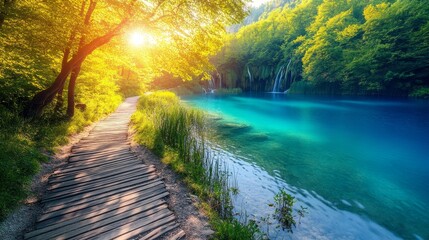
[214, 218, 261, 240]
[132, 91, 260, 239]
[0, 97, 121, 220]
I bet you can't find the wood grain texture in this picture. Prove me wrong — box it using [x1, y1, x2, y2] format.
[25, 97, 180, 239]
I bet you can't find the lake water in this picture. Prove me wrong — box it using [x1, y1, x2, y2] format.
[184, 93, 429, 240]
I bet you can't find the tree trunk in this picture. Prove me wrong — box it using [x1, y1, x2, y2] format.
[54, 38, 76, 113]
[66, 0, 95, 117]
[53, 81, 65, 113]
[67, 64, 82, 117]
[23, 17, 129, 119]
[23, 64, 74, 118]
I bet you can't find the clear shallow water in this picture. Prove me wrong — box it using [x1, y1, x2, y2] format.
[184, 93, 429, 240]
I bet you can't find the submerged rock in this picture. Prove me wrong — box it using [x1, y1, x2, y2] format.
[246, 133, 269, 142]
[218, 122, 252, 133]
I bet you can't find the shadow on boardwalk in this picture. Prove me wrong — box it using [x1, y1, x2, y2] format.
[24, 97, 183, 240]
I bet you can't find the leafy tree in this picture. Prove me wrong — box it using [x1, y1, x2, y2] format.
[1, 0, 248, 118]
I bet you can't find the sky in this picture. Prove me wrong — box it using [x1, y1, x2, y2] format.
[250, 0, 270, 7]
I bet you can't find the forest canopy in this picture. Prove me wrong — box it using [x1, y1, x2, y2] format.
[213, 0, 429, 97]
[0, 0, 248, 117]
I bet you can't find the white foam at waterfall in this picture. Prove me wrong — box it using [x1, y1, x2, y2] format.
[272, 66, 284, 92]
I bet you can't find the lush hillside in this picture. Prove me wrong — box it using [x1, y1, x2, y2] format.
[213, 0, 429, 97]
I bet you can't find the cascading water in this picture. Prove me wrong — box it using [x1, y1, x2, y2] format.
[209, 76, 215, 89]
[247, 66, 252, 91]
[284, 59, 292, 92]
[203, 76, 216, 94]
[272, 66, 285, 92]
[272, 59, 292, 93]
[217, 71, 222, 89]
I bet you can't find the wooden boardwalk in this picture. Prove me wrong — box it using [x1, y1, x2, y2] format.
[25, 97, 181, 240]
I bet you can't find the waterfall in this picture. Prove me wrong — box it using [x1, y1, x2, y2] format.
[217, 71, 222, 89]
[272, 66, 285, 92]
[209, 76, 215, 90]
[247, 66, 252, 91]
[283, 59, 292, 92]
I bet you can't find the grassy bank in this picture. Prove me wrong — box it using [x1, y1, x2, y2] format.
[132, 91, 260, 239]
[0, 97, 121, 220]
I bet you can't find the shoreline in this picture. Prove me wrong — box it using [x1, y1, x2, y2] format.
[129, 128, 214, 239]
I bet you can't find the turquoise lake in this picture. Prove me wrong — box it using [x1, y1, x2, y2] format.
[184, 93, 429, 240]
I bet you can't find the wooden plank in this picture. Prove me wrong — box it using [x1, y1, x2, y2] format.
[68, 151, 132, 163]
[48, 165, 154, 190]
[73, 138, 127, 145]
[48, 166, 155, 192]
[82, 135, 127, 140]
[49, 160, 140, 179]
[25, 195, 167, 239]
[45, 170, 158, 199]
[66, 153, 139, 169]
[71, 144, 128, 154]
[72, 141, 129, 150]
[55, 155, 138, 174]
[72, 142, 130, 150]
[37, 206, 170, 240]
[83, 133, 127, 138]
[59, 156, 138, 173]
[65, 207, 171, 240]
[77, 138, 127, 144]
[48, 164, 150, 184]
[90, 210, 175, 240]
[68, 149, 131, 162]
[89, 130, 128, 133]
[26, 200, 167, 240]
[81, 210, 175, 240]
[43, 175, 161, 206]
[36, 188, 168, 229]
[51, 159, 140, 178]
[168, 229, 186, 240]
[68, 146, 130, 157]
[41, 180, 164, 216]
[46, 172, 155, 198]
[138, 222, 180, 240]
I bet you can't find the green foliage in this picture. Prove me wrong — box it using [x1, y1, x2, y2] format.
[410, 87, 429, 99]
[0, 108, 44, 219]
[273, 189, 296, 232]
[214, 218, 261, 240]
[214, 0, 429, 96]
[272, 188, 307, 233]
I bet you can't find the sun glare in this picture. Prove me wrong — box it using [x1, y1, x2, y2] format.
[128, 31, 157, 47]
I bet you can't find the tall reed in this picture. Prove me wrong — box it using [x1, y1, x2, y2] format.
[133, 91, 233, 218]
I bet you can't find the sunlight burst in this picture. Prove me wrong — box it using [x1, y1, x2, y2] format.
[128, 31, 157, 47]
